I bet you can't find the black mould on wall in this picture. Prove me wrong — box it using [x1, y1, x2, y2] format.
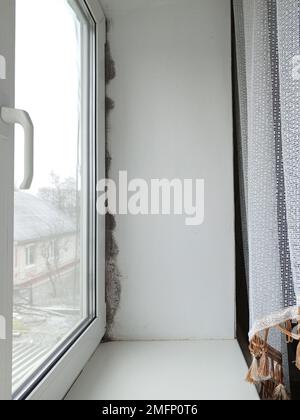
[105, 25, 116, 84]
[104, 19, 121, 341]
[105, 96, 114, 178]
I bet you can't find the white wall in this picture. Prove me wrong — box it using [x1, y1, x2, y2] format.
[101, 0, 235, 340]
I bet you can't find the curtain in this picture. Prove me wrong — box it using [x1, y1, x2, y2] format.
[234, 0, 300, 398]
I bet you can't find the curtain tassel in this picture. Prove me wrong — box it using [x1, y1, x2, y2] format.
[296, 313, 300, 371]
[258, 350, 271, 380]
[273, 362, 289, 401]
[246, 356, 260, 384]
[273, 384, 289, 401]
[246, 335, 263, 384]
[257, 329, 271, 381]
[296, 337, 300, 371]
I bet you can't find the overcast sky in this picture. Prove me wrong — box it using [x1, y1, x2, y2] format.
[15, 0, 81, 193]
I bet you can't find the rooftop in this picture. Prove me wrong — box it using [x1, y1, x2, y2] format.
[14, 192, 76, 244]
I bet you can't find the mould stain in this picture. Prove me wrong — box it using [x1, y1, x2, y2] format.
[105, 24, 116, 84]
[105, 96, 114, 178]
[104, 19, 121, 341]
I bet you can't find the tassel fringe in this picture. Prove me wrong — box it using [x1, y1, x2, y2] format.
[296, 338, 300, 371]
[258, 350, 271, 381]
[247, 322, 298, 400]
[246, 357, 260, 384]
[273, 384, 289, 401]
[247, 313, 300, 399]
[296, 318, 300, 371]
[273, 363, 289, 400]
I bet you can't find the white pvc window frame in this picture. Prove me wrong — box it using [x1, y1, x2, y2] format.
[0, 0, 106, 401]
[0, 0, 16, 401]
[26, 0, 106, 400]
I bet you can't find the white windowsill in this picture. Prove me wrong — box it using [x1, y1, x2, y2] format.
[65, 340, 259, 401]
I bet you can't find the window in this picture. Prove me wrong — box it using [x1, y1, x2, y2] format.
[13, 0, 93, 393]
[25, 245, 35, 267]
[0, 0, 105, 401]
[12, 0, 104, 398]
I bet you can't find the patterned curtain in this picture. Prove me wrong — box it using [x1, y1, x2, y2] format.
[234, 0, 300, 399]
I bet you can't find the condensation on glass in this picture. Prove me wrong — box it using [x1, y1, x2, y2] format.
[13, 0, 95, 394]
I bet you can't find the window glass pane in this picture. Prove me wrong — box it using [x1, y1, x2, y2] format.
[13, 0, 95, 395]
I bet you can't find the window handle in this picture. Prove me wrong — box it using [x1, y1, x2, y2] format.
[0, 106, 34, 190]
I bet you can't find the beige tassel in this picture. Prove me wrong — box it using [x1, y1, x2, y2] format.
[296, 339, 300, 371]
[258, 329, 271, 381]
[246, 356, 260, 384]
[273, 384, 289, 401]
[273, 362, 289, 400]
[296, 312, 300, 371]
[249, 335, 263, 358]
[258, 350, 271, 380]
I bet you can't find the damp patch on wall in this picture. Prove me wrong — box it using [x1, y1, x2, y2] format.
[104, 19, 121, 340]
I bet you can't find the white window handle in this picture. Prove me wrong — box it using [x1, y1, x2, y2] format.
[0, 106, 34, 190]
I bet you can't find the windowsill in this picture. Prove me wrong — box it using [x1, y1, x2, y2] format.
[66, 340, 259, 401]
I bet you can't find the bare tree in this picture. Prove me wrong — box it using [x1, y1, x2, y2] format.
[38, 173, 78, 302]
[38, 172, 78, 219]
[40, 231, 70, 299]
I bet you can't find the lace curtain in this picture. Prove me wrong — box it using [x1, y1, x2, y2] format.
[234, 0, 300, 397]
